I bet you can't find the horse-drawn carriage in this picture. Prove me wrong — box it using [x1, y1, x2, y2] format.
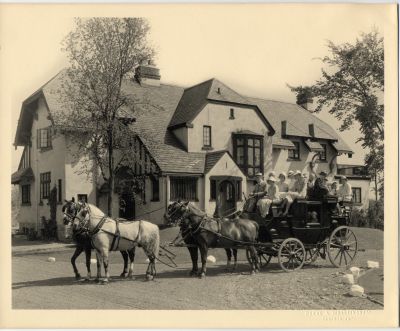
[242, 196, 358, 271]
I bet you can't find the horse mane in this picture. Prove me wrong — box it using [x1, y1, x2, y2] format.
[86, 203, 105, 218]
[187, 202, 207, 217]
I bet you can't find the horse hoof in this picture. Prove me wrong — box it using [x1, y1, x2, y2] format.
[95, 278, 101, 283]
[100, 279, 109, 285]
[199, 273, 206, 279]
[251, 271, 256, 276]
[146, 274, 154, 281]
[120, 273, 127, 278]
[84, 278, 91, 282]
[75, 274, 81, 280]
[189, 271, 198, 277]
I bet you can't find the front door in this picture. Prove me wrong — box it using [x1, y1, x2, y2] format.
[119, 192, 135, 220]
[217, 180, 236, 218]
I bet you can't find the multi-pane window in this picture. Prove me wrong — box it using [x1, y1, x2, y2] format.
[233, 135, 263, 177]
[203, 126, 212, 147]
[40, 172, 51, 199]
[288, 141, 300, 160]
[151, 177, 160, 201]
[352, 188, 361, 204]
[21, 185, 30, 204]
[319, 144, 327, 161]
[77, 194, 88, 202]
[170, 177, 198, 201]
[37, 128, 52, 149]
[20, 146, 31, 169]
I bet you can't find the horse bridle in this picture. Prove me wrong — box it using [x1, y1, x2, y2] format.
[166, 202, 190, 226]
[63, 202, 90, 233]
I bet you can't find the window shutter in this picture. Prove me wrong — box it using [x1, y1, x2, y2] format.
[37, 129, 40, 148]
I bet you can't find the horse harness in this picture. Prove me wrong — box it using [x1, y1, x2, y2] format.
[90, 217, 142, 252]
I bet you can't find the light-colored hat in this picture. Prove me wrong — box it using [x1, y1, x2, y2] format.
[294, 170, 302, 176]
[287, 170, 294, 177]
[268, 171, 276, 177]
[319, 170, 328, 176]
[267, 175, 277, 182]
[255, 172, 263, 177]
[339, 175, 347, 181]
[302, 173, 308, 178]
[278, 172, 286, 179]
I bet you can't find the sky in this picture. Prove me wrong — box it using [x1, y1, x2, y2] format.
[1, 4, 391, 172]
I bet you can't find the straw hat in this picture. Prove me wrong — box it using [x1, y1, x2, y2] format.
[255, 172, 263, 177]
[267, 175, 277, 182]
[287, 170, 294, 177]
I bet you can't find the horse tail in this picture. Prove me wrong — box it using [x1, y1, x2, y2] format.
[141, 222, 160, 261]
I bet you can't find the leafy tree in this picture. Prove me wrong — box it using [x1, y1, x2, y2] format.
[58, 18, 156, 216]
[290, 30, 384, 199]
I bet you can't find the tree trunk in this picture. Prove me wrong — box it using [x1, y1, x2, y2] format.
[107, 130, 114, 216]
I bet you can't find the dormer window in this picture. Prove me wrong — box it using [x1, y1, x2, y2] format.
[229, 108, 235, 120]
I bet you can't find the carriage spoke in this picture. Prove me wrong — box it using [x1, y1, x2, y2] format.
[343, 250, 348, 265]
[333, 248, 341, 261]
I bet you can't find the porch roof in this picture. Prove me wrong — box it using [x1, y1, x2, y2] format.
[11, 167, 34, 184]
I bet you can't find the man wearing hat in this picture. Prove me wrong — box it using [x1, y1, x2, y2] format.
[245, 172, 267, 212]
[257, 175, 280, 218]
[310, 170, 330, 200]
[337, 175, 353, 202]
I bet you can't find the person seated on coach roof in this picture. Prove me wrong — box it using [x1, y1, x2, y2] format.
[337, 175, 353, 203]
[280, 170, 307, 216]
[245, 172, 267, 212]
[257, 175, 281, 218]
[310, 170, 330, 200]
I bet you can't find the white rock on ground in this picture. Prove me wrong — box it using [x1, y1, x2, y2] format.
[367, 260, 379, 269]
[349, 267, 360, 282]
[349, 284, 365, 297]
[342, 274, 354, 285]
[47, 257, 56, 262]
[207, 255, 216, 263]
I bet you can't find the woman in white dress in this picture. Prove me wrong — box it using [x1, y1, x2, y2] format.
[257, 176, 281, 218]
[280, 171, 307, 216]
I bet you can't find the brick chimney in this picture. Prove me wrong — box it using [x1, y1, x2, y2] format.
[297, 97, 314, 112]
[281, 121, 287, 136]
[308, 124, 315, 137]
[135, 60, 161, 87]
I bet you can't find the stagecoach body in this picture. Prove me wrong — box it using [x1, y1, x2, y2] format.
[242, 197, 358, 271]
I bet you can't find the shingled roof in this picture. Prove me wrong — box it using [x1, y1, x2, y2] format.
[248, 97, 353, 153]
[168, 78, 275, 135]
[14, 71, 353, 175]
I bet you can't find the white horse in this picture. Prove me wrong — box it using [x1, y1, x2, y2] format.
[64, 202, 160, 283]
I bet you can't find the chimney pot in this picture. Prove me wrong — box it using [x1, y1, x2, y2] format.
[281, 120, 287, 136]
[309, 124, 315, 137]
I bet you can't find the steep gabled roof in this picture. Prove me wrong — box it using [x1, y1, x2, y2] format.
[168, 78, 275, 135]
[14, 70, 353, 176]
[204, 150, 228, 174]
[248, 97, 353, 153]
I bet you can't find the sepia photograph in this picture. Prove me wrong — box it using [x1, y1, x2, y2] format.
[0, 2, 398, 328]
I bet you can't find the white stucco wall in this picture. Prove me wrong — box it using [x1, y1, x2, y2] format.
[17, 97, 67, 239]
[187, 103, 270, 152]
[204, 153, 247, 215]
[272, 138, 337, 178]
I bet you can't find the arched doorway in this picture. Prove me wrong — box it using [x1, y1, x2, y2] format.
[119, 188, 135, 220]
[217, 180, 236, 218]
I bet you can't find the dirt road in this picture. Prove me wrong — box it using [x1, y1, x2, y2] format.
[13, 246, 383, 309]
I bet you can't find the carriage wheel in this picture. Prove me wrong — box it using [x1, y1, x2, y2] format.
[327, 226, 358, 268]
[304, 248, 319, 265]
[278, 238, 306, 272]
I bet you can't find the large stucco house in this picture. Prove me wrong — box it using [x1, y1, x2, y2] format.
[12, 62, 369, 240]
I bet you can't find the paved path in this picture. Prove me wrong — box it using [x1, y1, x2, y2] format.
[12, 247, 384, 310]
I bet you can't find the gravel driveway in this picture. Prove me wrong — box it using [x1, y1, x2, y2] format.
[12, 245, 383, 310]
